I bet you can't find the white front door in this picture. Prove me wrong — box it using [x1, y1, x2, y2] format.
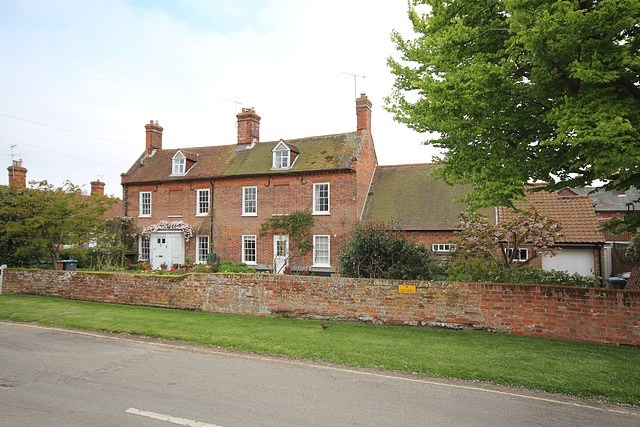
[150, 231, 185, 270]
[273, 235, 289, 274]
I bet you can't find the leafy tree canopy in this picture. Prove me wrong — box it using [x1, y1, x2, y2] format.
[387, 0, 640, 231]
[0, 181, 116, 268]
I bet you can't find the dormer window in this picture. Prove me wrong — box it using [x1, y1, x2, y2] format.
[271, 140, 299, 170]
[171, 149, 198, 176]
[172, 151, 186, 176]
[274, 150, 289, 169]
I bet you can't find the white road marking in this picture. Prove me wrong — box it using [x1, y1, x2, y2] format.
[126, 408, 221, 427]
[4, 321, 638, 417]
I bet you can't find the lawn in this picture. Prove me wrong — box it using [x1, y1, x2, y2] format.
[1, 294, 638, 405]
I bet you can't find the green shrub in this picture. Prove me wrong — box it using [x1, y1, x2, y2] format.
[446, 256, 599, 287]
[217, 260, 256, 273]
[339, 222, 444, 281]
[510, 268, 599, 287]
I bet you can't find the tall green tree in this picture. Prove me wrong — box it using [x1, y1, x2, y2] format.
[387, 0, 640, 232]
[0, 181, 116, 268]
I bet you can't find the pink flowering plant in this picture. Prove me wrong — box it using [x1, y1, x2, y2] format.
[140, 221, 195, 242]
[456, 207, 563, 270]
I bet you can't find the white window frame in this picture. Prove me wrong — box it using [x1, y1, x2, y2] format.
[139, 191, 151, 217]
[242, 186, 257, 216]
[171, 151, 186, 176]
[138, 236, 150, 261]
[272, 140, 294, 170]
[242, 235, 257, 265]
[196, 235, 209, 264]
[196, 189, 210, 216]
[313, 235, 331, 267]
[505, 247, 529, 262]
[273, 150, 289, 169]
[313, 183, 330, 215]
[433, 243, 456, 253]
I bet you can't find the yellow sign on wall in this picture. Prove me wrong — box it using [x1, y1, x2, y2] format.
[398, 285, 416, 294]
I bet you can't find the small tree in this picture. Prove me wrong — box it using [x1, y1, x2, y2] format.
[455, 208, 563, 272]
[339, 221, 442, 281]
[0, 180, 116, 269]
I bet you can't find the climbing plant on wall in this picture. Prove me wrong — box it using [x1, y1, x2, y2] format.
[259, 211, 314, 260]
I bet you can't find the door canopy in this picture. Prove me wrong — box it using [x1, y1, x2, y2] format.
[140, 220, 195, 242]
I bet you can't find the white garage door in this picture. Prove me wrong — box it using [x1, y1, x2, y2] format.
[542, 249, 594, 277]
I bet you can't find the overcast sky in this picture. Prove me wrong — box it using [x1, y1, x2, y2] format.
[0, 0, 438, 196]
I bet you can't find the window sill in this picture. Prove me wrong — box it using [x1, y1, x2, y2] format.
[138, 215, 151, 218]
[312, 212, 330, 216]
[312, 264, 331, 268]
[242, 213, 258, 217]
[168, 215, 183, 218]
[195, 213, 209, 217]
[243, 261, 257, 266]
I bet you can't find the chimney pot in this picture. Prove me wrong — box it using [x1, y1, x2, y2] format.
[237, 107, 261, 146]
[8, 160, 27, 188]
[356, 93, 372, 136]
[91, 180, 105, 196]
[145, 120, 163, 154]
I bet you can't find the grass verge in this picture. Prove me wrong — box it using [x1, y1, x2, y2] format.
[1, 294, 638, 405]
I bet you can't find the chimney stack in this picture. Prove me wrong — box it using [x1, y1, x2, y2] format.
[356, 93, 372, 136]
[236, 108, 260, 146]
[145, 120, 163, 154]
[8, 160, 27, 188]
[91, 180, 105, 196]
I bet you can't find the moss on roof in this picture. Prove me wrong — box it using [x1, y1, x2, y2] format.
[362, 164, 495, 230]
[122, 132, 360, 184]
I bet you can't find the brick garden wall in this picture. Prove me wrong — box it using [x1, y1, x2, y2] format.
[2, 269, 638, 346]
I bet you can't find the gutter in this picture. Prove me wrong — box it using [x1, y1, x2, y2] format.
[121, 168, 355, 187]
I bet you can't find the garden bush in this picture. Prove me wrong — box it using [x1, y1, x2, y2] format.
[217, 260, 256, 273]
[446, 256, 599, 287]
[339, 222, 444, 281]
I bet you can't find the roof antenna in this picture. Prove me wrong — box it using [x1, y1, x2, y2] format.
[222, 98, 243, 113]
[9, 144, 21, 181]
[222, 99, 243, 129]
[342, 72, 366, 100]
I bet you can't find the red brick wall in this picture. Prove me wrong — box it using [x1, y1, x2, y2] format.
[4, 269, 638, 346]
[125, 168, 362, 272]
[212, 172, 358, 270]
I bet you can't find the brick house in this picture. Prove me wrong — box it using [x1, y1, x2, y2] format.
[363, 164, 604, 278]
[121, 94, 377, 273]
[361, 163, 495, 256]
[498, 188, 605, 279]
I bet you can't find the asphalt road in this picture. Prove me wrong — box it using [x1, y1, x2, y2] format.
[0, 321, 638, 427]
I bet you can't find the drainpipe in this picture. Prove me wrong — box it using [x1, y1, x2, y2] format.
[598, 244, 603, 287]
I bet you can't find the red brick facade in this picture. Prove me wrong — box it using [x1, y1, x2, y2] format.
[123, 95, 377, 273]
[4, 269, 638, 346]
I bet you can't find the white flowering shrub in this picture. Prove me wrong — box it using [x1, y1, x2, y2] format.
[140, 221, 195, 242]
[456, 207, 563, 268]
